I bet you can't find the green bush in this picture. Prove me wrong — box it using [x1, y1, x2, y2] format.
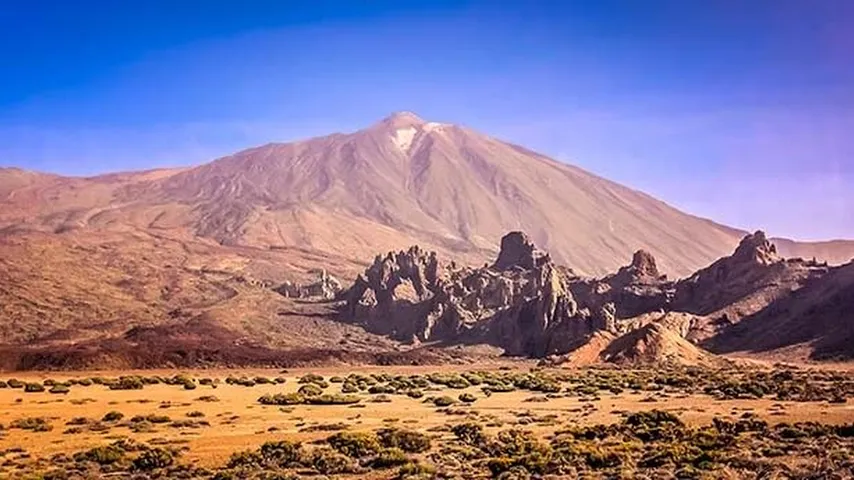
[226, 450, 262, 469]
[109, 376, 144, 390]
[298, 383, 324, 396]
[459, 393, 477, 403]
[370, 447, 409, 468]
[309, 447, 357, 474]
[327, 431, 381, 457]
[102, 411, 125, 422]
[73, 445, 125, 465]
[49, 384, 70, 394]
[377, 428, 432, 453]
[131, 448, 174, 471]
[259, 440, 303, 466]
[397, 461, 437, 479]
[10, 417, 52, 432]
[306, 394, 362, 405]
[452, 422, 487, 446]
[24, 382, 45, 393]
[259, 393, 306, 405]
[130, 414, 171, 424]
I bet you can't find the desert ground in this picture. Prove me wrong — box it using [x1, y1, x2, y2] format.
[1, 363, 852, 479]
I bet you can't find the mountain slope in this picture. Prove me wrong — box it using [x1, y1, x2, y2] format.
[3, 112, 853, 277]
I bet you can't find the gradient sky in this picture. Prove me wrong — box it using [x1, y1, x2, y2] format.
[1, 0, 852, 240]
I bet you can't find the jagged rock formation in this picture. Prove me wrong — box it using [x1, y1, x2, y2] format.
[673, 231, 829, 341]
[342, 232, 596, 357]
[340, 228, 854, 365]
[569, 249, 674, 332]
[275, 269, 343, 300]
[493, 232, 552, 271]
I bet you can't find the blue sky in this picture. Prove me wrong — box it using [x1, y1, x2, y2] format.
[1, 0, 852, 240]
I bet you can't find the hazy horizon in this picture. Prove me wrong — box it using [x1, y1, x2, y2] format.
[1, 1, 851, 240]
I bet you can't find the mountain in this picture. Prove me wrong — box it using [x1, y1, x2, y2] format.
[1, 112, 854, 369]
[5, 112, 852, 278]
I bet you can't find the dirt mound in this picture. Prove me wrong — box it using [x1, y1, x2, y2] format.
[601, 322, 723, 366]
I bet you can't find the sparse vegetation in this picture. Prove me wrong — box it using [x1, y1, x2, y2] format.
[1, 366, 853, 479]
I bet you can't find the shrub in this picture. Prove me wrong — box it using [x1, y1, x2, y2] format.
[459, 393, 477, 403]
[377, 428, 432, 453]
[397, 461, 437, 479]
[227, 450, 262, 469]
[49, 384, 70, 394]
[102, 411, 124, 422]
[309, 447, 358, 474]
[623, 410, 685, 442]
[8, 378, 24, 388]
[24, 382, 45, 393]
[327, 431, 381, 457]
[433, 396, 456, 407]
[298, 384, 324, 396]
[299, 373, 325, 384]
[306, 394, 362, 405]
[186, 411, 205, 418]
[452, 422, 487, 446]
[130, 414, 171, 424]
[342, 382, 360, 393]
[259, 393, 306, 405]
[109, 377, 144, 390]
[131, 448, 174, 471]
[371, 447, 409, 468]
[259, 440, 303, 466]
[10, 417, 52, 432]
[73, 445, 125, 465]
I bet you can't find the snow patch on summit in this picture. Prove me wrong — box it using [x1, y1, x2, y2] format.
[392, 126, 417, 152]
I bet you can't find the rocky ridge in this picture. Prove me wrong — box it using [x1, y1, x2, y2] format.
[340, 229, 850, 364]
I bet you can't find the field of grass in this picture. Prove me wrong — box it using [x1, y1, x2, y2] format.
[0, 363, 852, 479]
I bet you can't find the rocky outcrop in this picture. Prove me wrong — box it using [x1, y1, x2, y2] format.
[673, 231, 826, 326]
[275, 269, 343, 300]
[731, 230, 780, 266]
[342, 232, 597, 357]
[493, 231, 551, 271]
[569, 250, 674, 332]
[339, 229, 843, 365]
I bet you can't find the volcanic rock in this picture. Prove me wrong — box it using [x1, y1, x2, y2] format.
[493, 231, 550, 271]
[342, 232, 599, 357]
